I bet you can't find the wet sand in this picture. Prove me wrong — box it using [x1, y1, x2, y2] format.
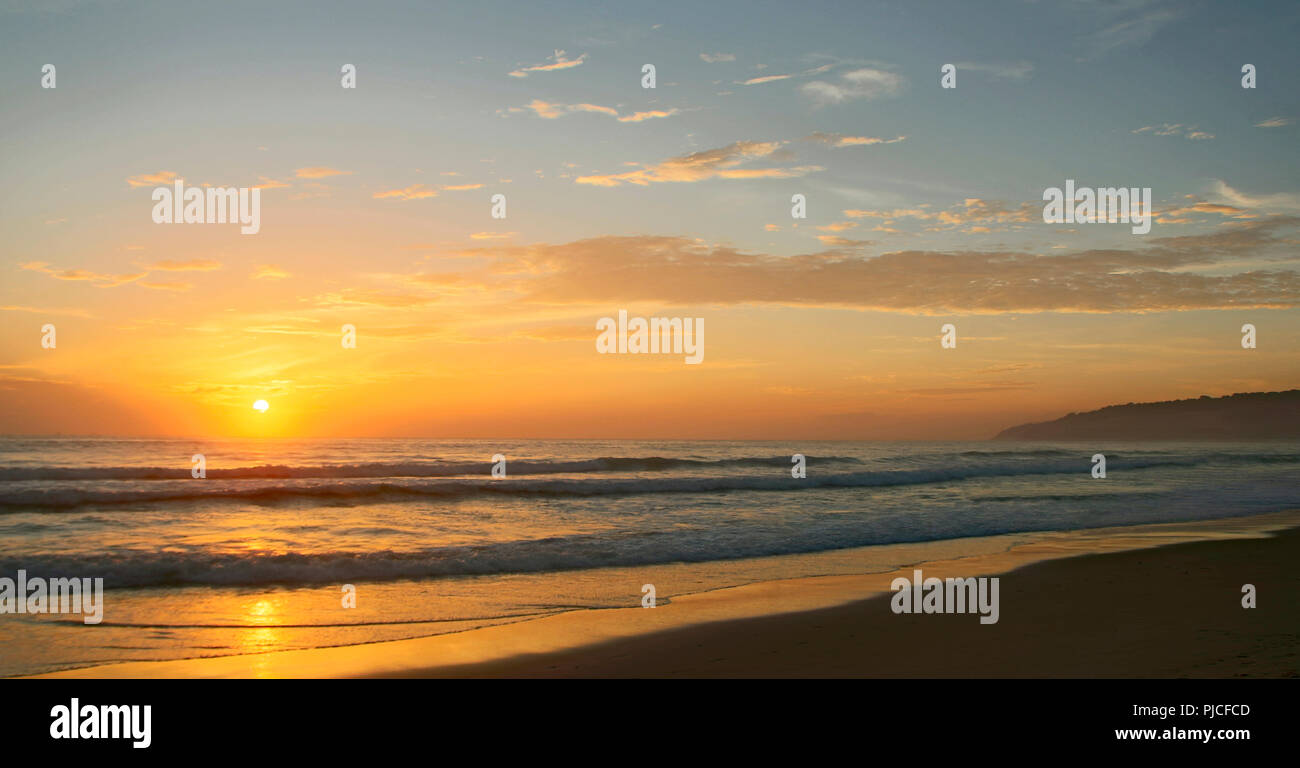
[33, 510, 1300, 678]
[422, 523, 1300, 678]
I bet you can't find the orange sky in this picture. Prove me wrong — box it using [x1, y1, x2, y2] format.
[3, 2, 1298, 439]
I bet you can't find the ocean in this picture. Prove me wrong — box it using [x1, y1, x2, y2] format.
[1, 437, 1296, 676]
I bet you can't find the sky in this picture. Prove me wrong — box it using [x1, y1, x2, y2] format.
[1, 0, 1298, 439]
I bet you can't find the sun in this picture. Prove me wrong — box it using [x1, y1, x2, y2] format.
[252, 399, 270, 413]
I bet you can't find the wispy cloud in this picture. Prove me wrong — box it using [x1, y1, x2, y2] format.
[700, 52, 736, 63]
[1255, 116, 1293, 128]
[617, 108, 680, 123]
[807, 132, 906, 148]
[373, 183, 438, 200]
[508, 49, 587, 78]
[843, 199, 1037, 231]
[739, 61, 835, 86]
[251, 264, 290, 280]
[508, 99, 680, 123]
[451, 220, 1300, 313]
[373, 179, 489, 200]
[1077, 0, 1183, 58]
[575, 141, 821, 187]
[126, 171, 177, 188]
[1155, 201, 1255, 223]
[800, 68, 903, 105]
[1208, 180, 1300, 213]
[815, 235, 872, 247]
[20, 261, 145, 288]
[0, 305, 93, 318]
[295, 167, 351, 179]
[1132, 123, 1214, 140]
[310, 289, 437, 309]
[741, 73, 793, 85]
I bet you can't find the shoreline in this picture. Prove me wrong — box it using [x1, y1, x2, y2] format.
[27, 508, 1300, 678]
[394, 510, 1300, 678]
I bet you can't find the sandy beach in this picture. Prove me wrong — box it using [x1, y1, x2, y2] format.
[32, 509, 1300, 679]
[433, 522, 1300, 678]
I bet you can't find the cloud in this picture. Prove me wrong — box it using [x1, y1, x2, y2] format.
[450, 219, 1300, 313]
[513, 99, 567, 119]
[22, 258, 220, 292]
[1255, 116, 1293, 128]
[374, 180, 491, 200]
[509, 99, 679, 123]
[567, 102, 619, 117]
[373, 184, 438, 200]
[251, 264, 290, 280]
[129, 170, 305, 190]
[295, 167, 351, 179]
[1183, 203, 1249, 216]
[0, 305, 93, 318]
[741, 74, 793, 85]
[843, 198, 1037, 230]
[126, 171, 177, 188]
[800, 68, 903, 105]
[739, 61, 836, 86]
[575, 140, 821, 187]
[700, 53, 736, 63]
[1208, 180, 1300, 213]
[1155, 201, 1255, 224]
[310, 290, 437, 309]
[1077, 1, 1182, 57]
[1132, 123, 1186, 136]
[150, 259, 222, 271]
[20, 261, 145, 288]
[617, 109, 680, 123]
[509, 49, 587, 77]
[815, 235, 872, 247]
[807, 132, 906, 148]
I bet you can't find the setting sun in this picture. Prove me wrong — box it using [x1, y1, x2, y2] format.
[253, 400, 269, 413]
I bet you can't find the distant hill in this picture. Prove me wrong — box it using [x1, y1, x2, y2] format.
[994, 390, 1300, 440]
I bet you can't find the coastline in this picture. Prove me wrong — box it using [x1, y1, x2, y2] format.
[28, 509, 1300, 678]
